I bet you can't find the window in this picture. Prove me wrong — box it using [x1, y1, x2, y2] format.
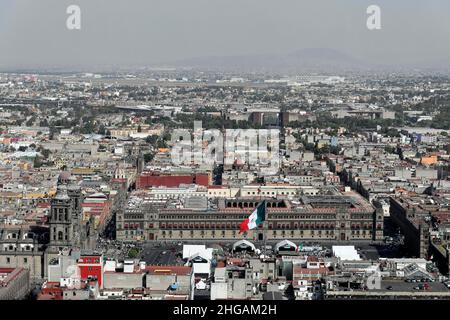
[6, 257, 10, 264]
[24, 258, 28, 264]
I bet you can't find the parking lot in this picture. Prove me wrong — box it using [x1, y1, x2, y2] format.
[140, 243, 184, 266]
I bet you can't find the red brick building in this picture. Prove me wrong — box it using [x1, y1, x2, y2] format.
[137, 172, 210, 189]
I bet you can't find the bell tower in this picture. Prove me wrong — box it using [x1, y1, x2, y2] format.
[48, 185, 73, 254]
[67, 176, 83, 246]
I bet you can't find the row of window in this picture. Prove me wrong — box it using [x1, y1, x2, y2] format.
[162, 230, 226, 236]
[157, 230, 373, 239]
[123, 223, 144, 229]
[160, 223, 244, 229]
[351, 214, 374, 219]
[5, 233, 34, 240]
[5, 257, 28, 264]
[78, 258, 100, 264]
[123, 230, 144, 235]
[51, 213, 69, 222]
[124, 215, 144, 220]
[272, 230, 337, 236]
[157, 214, 373, 220]
[3, 245, 33, 251]
[156, 223, 376, 230]
[271, 214, 338, 220]
[242, 191, 298, 196]
[159, 215, 249, 220]
[226, 201, 286, 208]
[120, 221, 379, 230]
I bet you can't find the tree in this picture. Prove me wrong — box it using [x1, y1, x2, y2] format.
[128, 247, 140, 259]
[444, 144, 450, 154]
[98, 125, 106, 135]
[385, 145, 396, 154]
[157, 139, 167, 149]
[146, 135, 159, 145]
[33, 156, 43, 168]
[144, 153, 154, 163]
[41, 148, 51, 159]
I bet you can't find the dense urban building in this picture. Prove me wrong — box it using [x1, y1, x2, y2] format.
[2, 65, 450, 302]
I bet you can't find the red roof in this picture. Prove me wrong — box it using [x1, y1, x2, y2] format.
[145, 265, 192, 276]
[307, 256, 319, 262]
[82, 202, 108, 207]
[37, 202, 50, 208]
[293, 267, 330, 274]
[37, 293, 63, 300]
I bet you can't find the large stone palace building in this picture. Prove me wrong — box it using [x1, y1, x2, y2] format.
[117, 191, 383, 243]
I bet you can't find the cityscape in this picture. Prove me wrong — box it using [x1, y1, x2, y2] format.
[2, 1, 450, 307]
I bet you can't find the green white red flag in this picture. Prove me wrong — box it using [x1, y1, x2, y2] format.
[239, 201, 266, 233]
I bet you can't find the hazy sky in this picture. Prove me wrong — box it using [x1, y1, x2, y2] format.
[1, 0, 450, 70]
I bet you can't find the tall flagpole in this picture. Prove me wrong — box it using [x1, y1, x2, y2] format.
[263, 199, 267, 257]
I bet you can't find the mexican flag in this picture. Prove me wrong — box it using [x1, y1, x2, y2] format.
[239, 201, 266, 233]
